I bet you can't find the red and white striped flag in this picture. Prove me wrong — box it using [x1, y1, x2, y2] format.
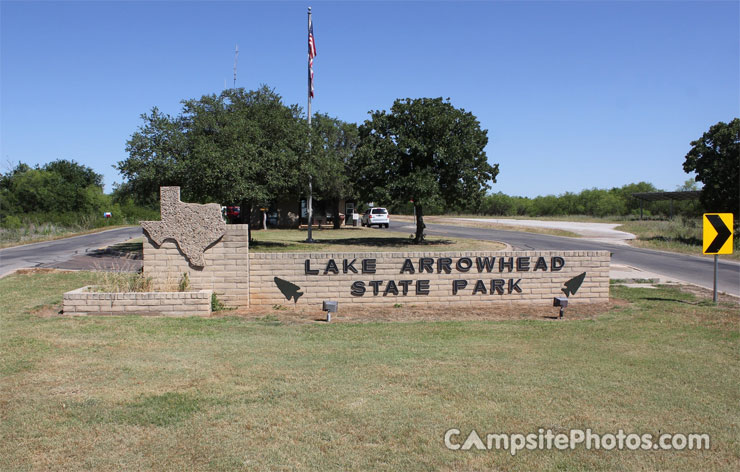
[308, 15, 317, 98]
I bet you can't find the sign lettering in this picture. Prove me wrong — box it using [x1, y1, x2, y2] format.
[305, 257, 568, 298]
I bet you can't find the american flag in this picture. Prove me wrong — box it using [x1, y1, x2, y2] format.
[308, 15, 317, 98]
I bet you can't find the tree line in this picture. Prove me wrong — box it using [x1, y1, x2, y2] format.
[476, 181, 701, 219]
[0, 159, 157, 229]
[2, 84, 736, 239]
[0, 158, 701, 229]
[115, 86, 735, 239]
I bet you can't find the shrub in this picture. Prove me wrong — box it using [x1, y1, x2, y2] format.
[93, 271, 153, 293]
[2, 215, 22, 229]
[211, 293, 230, 311]
[178, 273, 190, 292]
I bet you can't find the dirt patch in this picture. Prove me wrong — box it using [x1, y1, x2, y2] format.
[673, 283, 740, 305]
[13, 268, 70, 276]
[30, 304, 63, 318]
[225, 300, 617, 324]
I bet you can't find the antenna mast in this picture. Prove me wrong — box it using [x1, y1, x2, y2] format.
[233, 44, 239, 88]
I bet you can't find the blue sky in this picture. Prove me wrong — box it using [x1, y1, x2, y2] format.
[2, 1, 738, 197]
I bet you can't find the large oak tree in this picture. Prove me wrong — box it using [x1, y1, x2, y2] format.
[119, 86, 305, 214]
[118, 87, 359, 237]
[354, 97, 499, 243]
[683, 118, 740, 220]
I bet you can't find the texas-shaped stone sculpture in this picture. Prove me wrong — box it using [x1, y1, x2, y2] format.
[141, 187, 227, 267]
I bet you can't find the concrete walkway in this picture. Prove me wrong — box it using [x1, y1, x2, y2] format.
[456, 218, 636, 245]
[609, 263, 683, 284]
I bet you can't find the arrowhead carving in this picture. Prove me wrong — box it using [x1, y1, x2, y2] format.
[562, 272, 586, 297]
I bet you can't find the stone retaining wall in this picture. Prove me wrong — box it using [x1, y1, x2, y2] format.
[63, 287, 212, 316]
[249, 251, 610, 307]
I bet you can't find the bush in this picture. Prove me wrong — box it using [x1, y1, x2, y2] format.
[211, 293, 232, 312]
[178, 273, 190, 292]
[479, 182, 699, 219]
[1, 160, 158, 234]
[2, 215, 22, 229]
[93, 271, 153, 293]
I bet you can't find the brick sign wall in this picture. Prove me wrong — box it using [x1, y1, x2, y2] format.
[249, 251, 610, 307]
[143, 225, 249, 307]
[138, 188, 609, 311]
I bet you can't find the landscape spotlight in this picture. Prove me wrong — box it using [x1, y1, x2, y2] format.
[322, 300, 338, 322]
[553, 297, 568, 319]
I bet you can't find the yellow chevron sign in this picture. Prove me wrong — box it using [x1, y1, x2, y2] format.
[703, 213, 733, 255]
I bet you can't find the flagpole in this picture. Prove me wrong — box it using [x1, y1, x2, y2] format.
[233, 44, 239, 89]
[306, 6, 314, 242]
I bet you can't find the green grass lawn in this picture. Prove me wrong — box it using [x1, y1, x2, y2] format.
[250, 227, 507, 252]
[1, 271, 738, 471]
[617, 219, 739, 261]
[391, 215, 581, 238]
[396, 214, 626, 224]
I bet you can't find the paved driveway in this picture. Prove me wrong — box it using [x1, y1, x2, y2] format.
[0, 227, 143, 277]
[456, 218, 636, 244]
[392, 221, 740, 297]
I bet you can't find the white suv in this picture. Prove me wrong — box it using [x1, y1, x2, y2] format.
[361, 208, 390, 228]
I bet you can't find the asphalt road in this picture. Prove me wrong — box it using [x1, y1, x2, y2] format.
[393, 221, 740, 297]
[0, 227, 143, 277]
[2, 223, 738, 297]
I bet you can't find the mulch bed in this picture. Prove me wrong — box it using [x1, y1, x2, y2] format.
[225, 300, 617, 324]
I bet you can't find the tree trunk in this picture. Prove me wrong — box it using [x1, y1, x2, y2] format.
[414, 203, 425, 244]
[262, 209, 267, 230]
[239, 199, 253, 242]
[333, 199, 341, 229]
[307, 179, 313, 238]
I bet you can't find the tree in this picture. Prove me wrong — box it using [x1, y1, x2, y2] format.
[44, 159, 103, 189]
[118, 86, 306, 239]
[354, 98, 498, 242]
[117, 107, 187, 206]
[683, 118, 740, 218]
[0, 160, 105, 216]
[307, 114, 360, 228]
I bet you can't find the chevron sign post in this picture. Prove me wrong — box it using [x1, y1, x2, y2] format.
[703, 213, 733, 255]
[703, 213, 734, 303]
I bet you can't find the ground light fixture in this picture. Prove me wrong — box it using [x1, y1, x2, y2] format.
[553, 297, 568, 319]
[323, 300, 338, 322]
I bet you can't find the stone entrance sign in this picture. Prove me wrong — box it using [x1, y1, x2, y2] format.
[139, 187, 610, 311]
[143, 187, 249, 307]
[248, 251, 609, 307]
